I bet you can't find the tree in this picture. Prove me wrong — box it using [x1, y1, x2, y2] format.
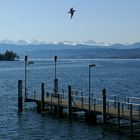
[0, 50, 19, 61]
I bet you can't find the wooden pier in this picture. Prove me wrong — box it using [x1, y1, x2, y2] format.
[18, 80, 140, 137]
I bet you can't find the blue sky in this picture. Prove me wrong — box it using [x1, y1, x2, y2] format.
[0, 0, 140, 44]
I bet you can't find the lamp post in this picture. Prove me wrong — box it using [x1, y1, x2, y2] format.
[89, 64, 96, 111]
[25, 56, 27, 99]
[54, 56, 57, 79]
[24, 56, 34, 100]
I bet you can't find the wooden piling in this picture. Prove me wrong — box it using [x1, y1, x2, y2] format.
[58, 106, 63, 117]
[117, 102, 120, 131]
[54, 106, 57, 114]
[68, 85, 72, 116]
[62, 89, 64, 99]
[41, 83, 45, 110]
[34, 91, 36, 100]
[114, 96, 117, 108]
[93, 98, 96, 111]
[57, 94, 60, 115]
[18, 80, 23, 111]
[54, 79, 58, 97]
[122, 103, 124, 115]
[81, 92, 83, 109]
[102, 88, 106, 124]
[37, 101, 41, 113]
[130, 104, 133, 136]
[107, 101, 109, 113]
[58, 93, 60, 106]
[85, 111, 97, 124]
[51, 93, 53, 111]
[128, 97, 129, 109]
[57, 94, 63, 116]
[138, 106, 140, 119]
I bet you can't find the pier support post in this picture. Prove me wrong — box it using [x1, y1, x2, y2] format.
[102, 88, 106, 124]
[58, 106, 63, 117]
[41, 83, 45, 111]
[54, 106, 57, 114]
[117, 102, 120, 131]
[68, 85, 72, 116]
[130, 104, 133, 136]
[57, 94, 60, 115]
[18, 80, 23, 111]
[85, 111, 97, 124]
[81, 92, 83, 109]
[57, 94, 63, 116]
[122, 103, 124, 115]
[37, 102, 41, 113]
[138, 106, 140, 119]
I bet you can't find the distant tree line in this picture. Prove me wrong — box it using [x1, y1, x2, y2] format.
[0, 50, 19, 61]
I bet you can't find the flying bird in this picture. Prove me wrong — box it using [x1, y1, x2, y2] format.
[68, 8, 76, 19]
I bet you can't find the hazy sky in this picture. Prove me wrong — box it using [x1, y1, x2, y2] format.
[0, 0, 140, 44]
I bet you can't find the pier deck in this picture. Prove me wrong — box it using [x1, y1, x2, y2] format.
[26, 95, 140, 121]
[18, 81, 140, 137]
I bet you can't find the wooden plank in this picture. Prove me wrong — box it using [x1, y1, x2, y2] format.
[26, 96, 140, 121]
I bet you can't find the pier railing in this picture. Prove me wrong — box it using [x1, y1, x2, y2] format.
[17, 80, 140, 136]
[23, 83, 140, 122]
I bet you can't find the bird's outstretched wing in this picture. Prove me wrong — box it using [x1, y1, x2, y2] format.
[68, 8, 76, 19]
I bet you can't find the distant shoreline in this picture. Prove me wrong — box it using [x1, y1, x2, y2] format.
[17, 58, 140, 62]
[0, 50, 19, 61]
[1, 43, 140, 59]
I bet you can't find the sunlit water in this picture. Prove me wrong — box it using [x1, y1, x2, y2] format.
[0, 59, 140, 139]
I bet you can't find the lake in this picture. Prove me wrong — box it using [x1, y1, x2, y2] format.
[0, 59, 140, 139]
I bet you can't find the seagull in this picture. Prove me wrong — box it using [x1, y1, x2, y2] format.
[68, 8, 76, 19]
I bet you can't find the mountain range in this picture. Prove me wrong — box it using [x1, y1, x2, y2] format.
[0, 40, 140, 59]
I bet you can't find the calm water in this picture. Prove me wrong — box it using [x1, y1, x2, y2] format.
[0, 59, 140, 139]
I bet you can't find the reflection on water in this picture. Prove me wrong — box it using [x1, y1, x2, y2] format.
[0, 59, 140, 139]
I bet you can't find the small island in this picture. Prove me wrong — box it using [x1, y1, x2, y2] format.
[0, 50, 19, 61]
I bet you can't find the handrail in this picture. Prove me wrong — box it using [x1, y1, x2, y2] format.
[26, 87, 140, 108]
[121, 101, 140, 106]
[127, 97, 140, 100]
